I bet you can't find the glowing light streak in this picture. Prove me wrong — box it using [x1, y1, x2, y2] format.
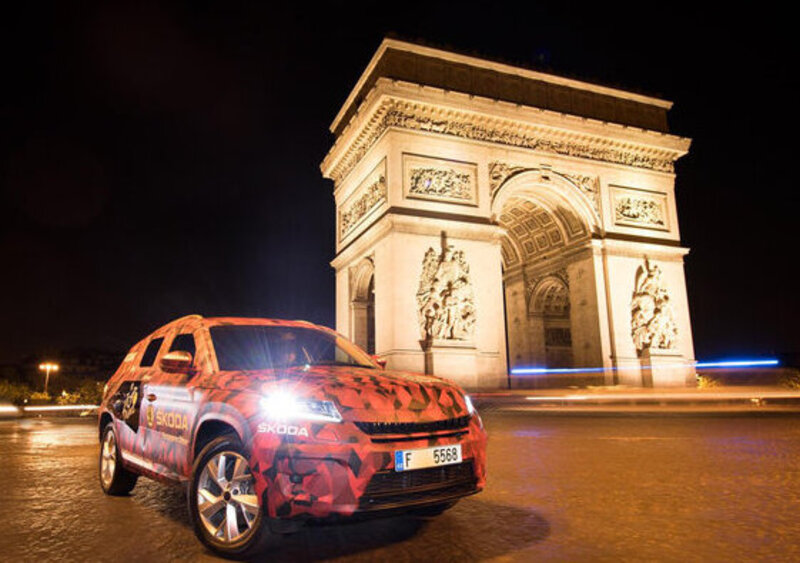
[512, 367, 606, 375]
[695, 359, 780, 368]
[511, 357, 780, 376]
[22, 405, 98, 412]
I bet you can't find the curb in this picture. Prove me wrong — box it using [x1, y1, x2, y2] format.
[470, 389, 800, 412]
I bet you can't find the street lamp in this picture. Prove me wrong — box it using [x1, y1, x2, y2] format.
[38, 362, 59, 396]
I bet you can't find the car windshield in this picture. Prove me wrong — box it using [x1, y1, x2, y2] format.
[210, 325, 377, 371]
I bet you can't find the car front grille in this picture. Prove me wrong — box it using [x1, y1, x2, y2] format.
[354, 415, 471, 435]
[358, 461, 478, 510]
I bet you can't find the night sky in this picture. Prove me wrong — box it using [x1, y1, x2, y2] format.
[1, 2, 797, 364]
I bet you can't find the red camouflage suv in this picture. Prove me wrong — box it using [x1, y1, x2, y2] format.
[98, 315, 487, 558]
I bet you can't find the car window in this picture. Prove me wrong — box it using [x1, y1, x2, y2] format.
[210, 325, 376, 371]
[169, 333, 196, 360]
[140, 337, 164, 367]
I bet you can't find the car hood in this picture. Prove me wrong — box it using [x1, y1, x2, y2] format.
[222, 365, 471, 423]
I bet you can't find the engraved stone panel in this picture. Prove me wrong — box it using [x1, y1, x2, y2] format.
[339, 160, 387, 240]
[416, 245, 476, 341]
[611, 185, 669, 231]
[403, 154, 477, 205]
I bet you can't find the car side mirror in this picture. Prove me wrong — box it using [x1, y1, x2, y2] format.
[160, 350, 194, 374]
[372, 355, 387, 369]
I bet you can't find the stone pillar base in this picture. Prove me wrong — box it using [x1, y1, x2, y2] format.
[615, 357, 643, 386]
[422, 340, 478, 389]
[641, 348, 694, 387]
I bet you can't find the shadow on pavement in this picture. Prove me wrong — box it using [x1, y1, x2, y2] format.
[264, 498, 549, 562]
[131, 481, 193, 528]
[137, 480, 549, 561]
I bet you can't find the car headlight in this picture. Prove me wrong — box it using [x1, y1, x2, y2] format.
[260, 391, 342, 423]
[465, 394, 477, 416]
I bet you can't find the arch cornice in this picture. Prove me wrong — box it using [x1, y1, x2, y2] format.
[321, 81, 691, 186]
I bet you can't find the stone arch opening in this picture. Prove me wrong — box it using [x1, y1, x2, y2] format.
[492, 168, 601, 237]
[529, 276, 573, 368]
[495, 171, 593, 371]
[350, 257, 375, 354]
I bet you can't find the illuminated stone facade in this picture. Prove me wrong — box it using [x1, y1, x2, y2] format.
[322, 39, 696, 388]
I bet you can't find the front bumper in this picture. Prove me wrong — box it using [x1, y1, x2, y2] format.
[249, 416, 487, 519]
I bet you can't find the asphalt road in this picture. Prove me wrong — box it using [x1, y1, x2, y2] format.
[2, 410, 800, 562]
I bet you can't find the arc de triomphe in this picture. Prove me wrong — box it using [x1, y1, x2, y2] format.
[321, 39, 695, 389]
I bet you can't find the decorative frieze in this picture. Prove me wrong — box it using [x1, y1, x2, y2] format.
[410, 168, 471, 199]
[404, 154, 477, 205]
[327, 99, 680, 185]
[417, 245, 476, 341]
[339, 161, 387, 239]
[631, 257, 677, 354]
[611, 185, 668, 230]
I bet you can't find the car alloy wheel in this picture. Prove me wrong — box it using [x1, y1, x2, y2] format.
[196, 450, 260, 544]
[98, 422, 137, 495]
[100, 430, 117, 489]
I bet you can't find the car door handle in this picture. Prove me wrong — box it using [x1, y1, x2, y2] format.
[147, 393, 157, 402]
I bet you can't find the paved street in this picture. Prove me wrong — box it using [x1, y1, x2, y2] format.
[2, 410, 800, 562]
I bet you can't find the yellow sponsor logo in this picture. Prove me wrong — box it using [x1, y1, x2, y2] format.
[155, 410, 189, 432]
[146, 405, 155, 427]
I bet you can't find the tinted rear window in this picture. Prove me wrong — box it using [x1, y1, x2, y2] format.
[140, 337, 164, 367]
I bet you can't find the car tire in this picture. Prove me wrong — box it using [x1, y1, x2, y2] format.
[99, 422, 138, 495]
[408, 500, 458, 517]
[188, 434, 277, 560]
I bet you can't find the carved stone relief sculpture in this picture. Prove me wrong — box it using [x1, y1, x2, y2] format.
[403, 154, 477, 205]
[409, 167, 472, 200]
[611, 186, 668, 230]
[416, 245, 476, 342]
[339, 164, 387, 239]
[631, 257, 678, 354]
[615, 196, 665, 227]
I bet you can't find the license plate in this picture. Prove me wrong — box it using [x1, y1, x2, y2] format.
[394, 444, 462, 471]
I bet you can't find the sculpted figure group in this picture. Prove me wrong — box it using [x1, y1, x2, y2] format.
[417, 245, 476, 342]
[631, 257, 678, 353]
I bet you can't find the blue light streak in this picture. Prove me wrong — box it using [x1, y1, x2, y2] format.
[510, 357, 780, 376]
[694, 359, 780, 368]
[511, 366, 607, 375]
